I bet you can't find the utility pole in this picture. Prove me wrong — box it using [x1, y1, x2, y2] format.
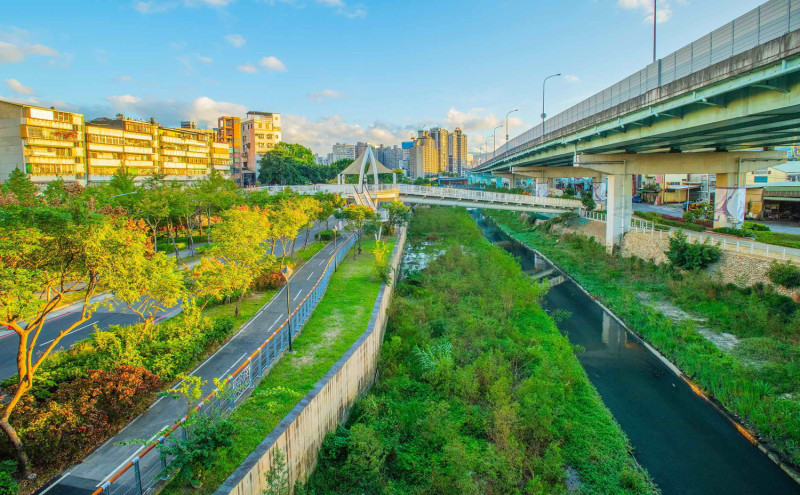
[541, 73, 562, 136]
[653, 0, 657, 63]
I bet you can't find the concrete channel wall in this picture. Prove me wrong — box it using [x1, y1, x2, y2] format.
[214, 227, 408, 495]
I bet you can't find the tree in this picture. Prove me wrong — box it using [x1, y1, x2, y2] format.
[315, 193, 346, 230]
[133, 178, 171, 251]
[382, 200, 410, 234]
[88, 217, 184, 336]
[0, 217, 154, 474]
[0, 169, 39, 207]
[297, 196, 322, 249]
[665, 231, 722, 270]
[193, 169, 240, 243]
[265, 200, 308, 266]
[342, 205, 375, 259]
[209, 206, 274, 316]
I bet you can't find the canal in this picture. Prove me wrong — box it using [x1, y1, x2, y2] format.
[472, 211, 800, 495]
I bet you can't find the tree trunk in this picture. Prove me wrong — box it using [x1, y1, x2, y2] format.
[169, 221, 181, 261]
[206, 209, 212, 244]
[186, 214, 196, 255]
[0, 418, 31, 477]
[303, 225, 311, 249]
[235, 293, 244, 317]
[152, 224, 158, 253]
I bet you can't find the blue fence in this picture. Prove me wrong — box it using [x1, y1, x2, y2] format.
[94, 233, 358, 495]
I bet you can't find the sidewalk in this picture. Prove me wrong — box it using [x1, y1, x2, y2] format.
[40, 236, 343, 494]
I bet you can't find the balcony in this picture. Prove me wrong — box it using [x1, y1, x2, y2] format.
[25, 138, 76, 148]
[125, 132, 152, 141]
[162, 161, 186, 169]
[88, 142, 124, 152]
[89, 158, 122, 167]
[27, 156, 78, 165]
[162, 149, 186, 156]
[161, 135, 185, 144]
[186, 151, 207, 158]
[124, 145, 154, 154]
[125, 160, 155, 168]
[185, 139, 207, 147]
[23, 118, 74, 130]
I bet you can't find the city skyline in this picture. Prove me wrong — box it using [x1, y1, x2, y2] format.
[1, 0, 767, 156]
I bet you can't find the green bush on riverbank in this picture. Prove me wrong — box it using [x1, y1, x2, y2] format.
[303, 207, 657, 495]
[485, 209, 800, 469]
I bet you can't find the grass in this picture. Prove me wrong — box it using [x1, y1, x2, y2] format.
[162, 236, 396, 494]
[303, 208, 656, 495]
[485, 209, 800, 469]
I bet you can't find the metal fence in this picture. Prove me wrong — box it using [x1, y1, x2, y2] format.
[92, 233, 358, 495]
[481, 0, 800, 167]
[631, 224, 800, 263]
[579, 210, 655, 231]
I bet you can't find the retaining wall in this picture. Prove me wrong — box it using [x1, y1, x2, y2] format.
[214, 227, 408, 495]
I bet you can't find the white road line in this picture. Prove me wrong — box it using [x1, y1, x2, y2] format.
[307, 272, 313, 280]
[39, 472, 71, 494]
[38, 338, 55, 347]
[98, 446, 146, 485]
[293, 291, 302, 301]
[218, 353, 247, 381]
[149, 396, 165, 410]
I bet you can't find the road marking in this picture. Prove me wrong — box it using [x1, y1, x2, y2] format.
[218, 353, 248, 381]
[38, 472, 71, 494]
[306, 272, 314, 280]
[96, 427, 166, 486]
[38, 338, 55, 347]
[293, 291, 302, 301]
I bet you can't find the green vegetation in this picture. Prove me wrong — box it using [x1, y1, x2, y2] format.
[634, 211, 705, 232]
[162, 237, 396, 493]
[485, 209, 800, 469]
[665, 231, 722, 270]
[303, 208, 656, 495]
[767, 261, 800, 288]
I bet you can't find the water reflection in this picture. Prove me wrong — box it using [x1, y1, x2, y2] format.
[470, 210, 799, 495]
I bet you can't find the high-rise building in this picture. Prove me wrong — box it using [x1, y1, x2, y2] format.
[180, 121, 198, 129]
[428, 128, 449, 173]
[0, 100, 86, 184]
[449, 128, 468, 175]
[85, 116, 159, 181]
[159, 126, 215, 180]
[410, 130, 438, 178]
[355, 142, 371, 159]
[241, 111, 281, 186]
[400, 142, 413, 175]
[332, 143, 356, 162]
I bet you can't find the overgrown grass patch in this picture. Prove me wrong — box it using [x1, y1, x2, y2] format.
[303, 208, 656, 495]
[163, 237, 395, 494]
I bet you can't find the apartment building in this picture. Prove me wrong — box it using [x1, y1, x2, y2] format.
[0, 100, 86, 183]
[332, 142, 356, 162]
[428, 128, 449, 174]
[85, 117, 159, 181]
[449, 127, 467, 175]
[410, 130, 438, 178]
[240, 111, 281, 186]
[160, 126, 216, 180]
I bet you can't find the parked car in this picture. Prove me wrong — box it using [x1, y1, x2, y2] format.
[632, 195, 643, 203]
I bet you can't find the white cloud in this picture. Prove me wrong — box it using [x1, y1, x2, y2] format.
[618, 0, 673, 23]
[281, 114, 415, 154]
[0, 29, 61, 64]
[259, 56, 287, 72]
[224, 34, 246, 47]
[197, 56, 213, 63]
[308, 89, 342, 102]
[133, 0, 232, 13]
[4, 79, 34, 95]
[188, 96, 246, 124]
[237, 63, 258, 73]
[108, 94, 142, 105]
[565, 74, 580, 83]
[442, 107, 525, 152]
[118, 75, 134, 82]
[316, 0, 366, 18]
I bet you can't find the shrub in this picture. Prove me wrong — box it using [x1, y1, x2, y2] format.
[712, 227, 756, 238]
[156, 241, 188, 252]
[196, 243, 215, 254]
[0, 462, 18, 495]
[316, 229, 335, 241]
[743, 222, 770, 232]
[580, 191, 596, 211]
[665, 231, 722, 270]
[209, 316, 235, 342]
[682, 210, 695, 223]
[253, 270, 285, 291]
[767, 261, 800, 288]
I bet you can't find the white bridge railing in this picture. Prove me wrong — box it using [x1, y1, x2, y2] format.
[259, 184, 583, 211]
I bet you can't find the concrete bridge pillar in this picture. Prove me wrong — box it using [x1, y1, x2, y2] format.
[713, 172, 747, 229]
[605, 174, 631, 252]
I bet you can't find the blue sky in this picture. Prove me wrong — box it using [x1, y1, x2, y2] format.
[0, 0, 767, 154]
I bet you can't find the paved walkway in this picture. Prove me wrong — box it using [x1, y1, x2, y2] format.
[39, 233, 343, 494]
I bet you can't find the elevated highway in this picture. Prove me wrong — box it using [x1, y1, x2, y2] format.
[475, 0, 800, 249]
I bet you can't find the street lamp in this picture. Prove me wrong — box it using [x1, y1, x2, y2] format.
[332, 226, 339, 272]
[492, 125, 502, 159]
[541, 73, 562, 136]
[653, 0, 657, 63]
[505, 109, 518, 153]
[280, 266, 294, 352]
[109, 191, 138, 200]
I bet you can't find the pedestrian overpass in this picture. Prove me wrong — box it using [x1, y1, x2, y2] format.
[258, 183, 583, 214]
[475, 0, 800, 249]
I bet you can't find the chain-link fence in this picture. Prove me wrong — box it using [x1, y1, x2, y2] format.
[92, 234, 357, 495]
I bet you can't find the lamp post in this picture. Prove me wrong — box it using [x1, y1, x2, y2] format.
[332, 226, 339, 272]
[280, 266, 294, 352]
[505, 109, 518, 153]
[492, 125, 502, 159]
[653, 0, 657, 63]
[541, 73, 562, 136]
[109, 191, 138, 200]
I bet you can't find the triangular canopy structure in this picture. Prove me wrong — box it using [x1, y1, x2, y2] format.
[338, 146, 394, 191]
